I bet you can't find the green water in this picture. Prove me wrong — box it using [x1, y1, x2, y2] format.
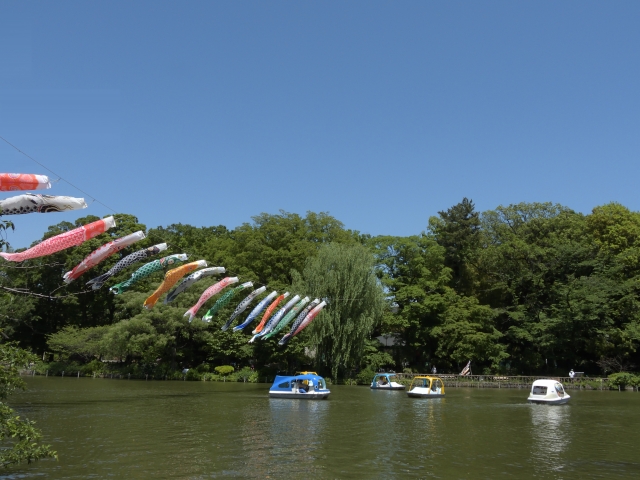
[4, 378, 639, 479]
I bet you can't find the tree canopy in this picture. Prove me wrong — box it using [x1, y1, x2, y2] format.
[1, 203, 639, 378]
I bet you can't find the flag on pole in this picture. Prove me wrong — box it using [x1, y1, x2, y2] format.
[460, 361, 471, 376]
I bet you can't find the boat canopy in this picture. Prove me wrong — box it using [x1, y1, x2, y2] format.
[409, 376, 445, 393]
[530, 379, 565, 395]
[372, 373, 400, 383]
[271, 374, 327, 392]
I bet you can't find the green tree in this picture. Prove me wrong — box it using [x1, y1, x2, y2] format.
[371, 233, 507, 372]
[0, 341, 56, 467]
[429, 198, 481, 295]
[292, 243, 386, 379]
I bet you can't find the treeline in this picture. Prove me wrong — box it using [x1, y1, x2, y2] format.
[1, 201, 639, 379]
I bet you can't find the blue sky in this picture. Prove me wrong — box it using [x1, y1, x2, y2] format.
[1, 1, 639, 248]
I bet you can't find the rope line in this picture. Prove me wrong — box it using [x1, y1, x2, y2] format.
[0, 135, 119, 214]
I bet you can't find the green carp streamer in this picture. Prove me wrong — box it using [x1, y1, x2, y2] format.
[202, 283, 250, 322]
[263, 297, 309, 340]
[110, 254, 187, 295]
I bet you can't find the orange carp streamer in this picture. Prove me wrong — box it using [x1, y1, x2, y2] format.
[252, 292, 289, 334]
[0, 173, 51, 191]
[143, 260, 208, 309]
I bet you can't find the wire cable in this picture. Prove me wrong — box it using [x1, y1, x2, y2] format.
[0, 135, 119, 214]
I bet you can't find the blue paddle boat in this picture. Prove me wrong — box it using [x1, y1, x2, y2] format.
[269, 373, 330, 399]
[370, 372, 405, 390]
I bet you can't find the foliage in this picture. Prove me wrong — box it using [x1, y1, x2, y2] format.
[0, 219, 14, 250]
[214, 365, 234, 376]
[355, 367, 376, 385]
[3, 203, 640, 380]
[293, 243, 386, 379]
[360, 339, 394, 371]
[428, 197, 481, 295]
[0, 341, 56, 467]
[607, 372, 640, 389]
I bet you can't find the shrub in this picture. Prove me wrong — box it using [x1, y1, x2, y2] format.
[608, 372, 638, 389]
[80, 359, 106, 376]
[186, 370, 202, 381]
[356, 367, 375, 385]
[214, 365, 234, 376]
[195, 364, 210, 373]
[229, 367, 258, 383]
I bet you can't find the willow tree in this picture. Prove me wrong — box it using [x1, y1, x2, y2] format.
[292, 243, 386, 379]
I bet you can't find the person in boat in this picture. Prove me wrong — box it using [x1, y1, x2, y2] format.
[431, 380, 441, 394]
[379, 376, 388, 386]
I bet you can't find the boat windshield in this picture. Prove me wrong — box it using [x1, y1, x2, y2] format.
[532, 385, 547, 395]
[316, 378, 327, 390]
[411, 378, 431, 389]
[555, 383, 565, 396]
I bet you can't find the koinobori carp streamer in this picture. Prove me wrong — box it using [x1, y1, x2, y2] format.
[86, 243, 168, 290]
[110, 254, 189, 294]
[292, 301, 327, 336]
[0, 194, 87, 215]
[262, 296, 309, 340]
[164, 266, 225, 304]
[252, 292, 289, 334]
[183, 277, 239, 322]
[143, 260, 208, 310]
[221, 286, 266, 331]
[249, 295, 301, 343]
[0, 216, 116, 262]
[63, 231, 146, 283]
[278, 299, 321, 345]
[0, 173, 51, 191]
[233, 291, 278, 332]
[202, 282, 253, 322]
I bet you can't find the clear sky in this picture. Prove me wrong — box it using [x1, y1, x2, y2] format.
[1, 1, 639, 248]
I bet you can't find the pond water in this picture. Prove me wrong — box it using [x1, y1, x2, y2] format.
[4, 377, 639, 479]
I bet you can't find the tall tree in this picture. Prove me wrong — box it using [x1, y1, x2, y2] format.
[429, 198, 481, 295]
[292, 243, 386, 379]
[371, 234, 506, 372]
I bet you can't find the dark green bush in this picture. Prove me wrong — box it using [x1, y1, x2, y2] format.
[356, 367, 375, 385]
[608, 372, 639, 389]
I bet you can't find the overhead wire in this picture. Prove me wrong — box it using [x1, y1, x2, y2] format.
[0, 135, 119, 214]
[0, 136, 326, 304]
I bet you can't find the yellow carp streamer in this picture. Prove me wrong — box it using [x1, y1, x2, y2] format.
[143, 260, 207, 310]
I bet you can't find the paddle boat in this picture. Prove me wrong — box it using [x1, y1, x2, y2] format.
[407, 376, 445, 398]
[370, 372, 405, 390]
[269, 373, 330, 399]
[527, 379, 570, 405]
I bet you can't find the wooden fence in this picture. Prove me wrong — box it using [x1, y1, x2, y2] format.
[394, 373, 610, 390]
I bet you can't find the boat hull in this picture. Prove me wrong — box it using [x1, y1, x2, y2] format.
[527, 396, 570, 405]
[407, 392, 445, 398]
[371, 385, 405, 390]
[269, 391, 330, 399]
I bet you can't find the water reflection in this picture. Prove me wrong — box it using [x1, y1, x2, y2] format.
[237, 398, 329, 477]
[529, 404, 571, 470]
[410, 397, 445, 439]
[406, 398, 446, 462]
